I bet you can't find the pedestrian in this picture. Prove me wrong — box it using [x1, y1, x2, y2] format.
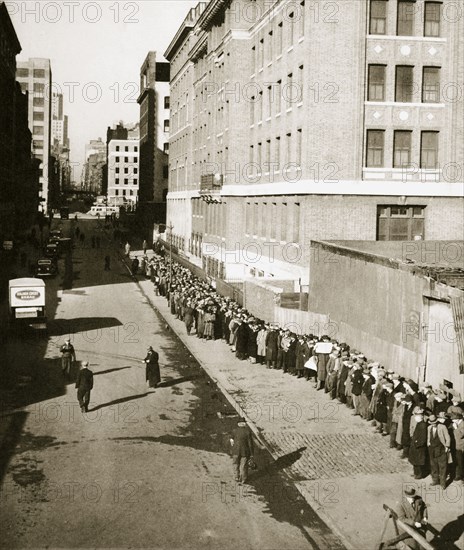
[409, 410, 428, 479]
[143, 346, 161, 390]
[394, 487, 428, 550]
[183, 301, 194, 335]
[60, 338, 76, 378]
[230, 417, 255, 484]
[131, 257, 139, 276]
[427, 414, 451, 488]
[125, 241, 131, 257]
[104, 255, 111, 271]
[451, 410, 464, 483]
[75, 361, 94, 413]
[143, 239, 147, 255]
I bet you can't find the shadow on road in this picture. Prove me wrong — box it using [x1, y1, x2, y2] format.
[429, 515, 464, 550]
[250, 447, 308, 481]
[47, 317, 123, 337]
[89, 392, 150, 412]
[93, 366, 133, 376]
[157, 375, 199, 388]
[0, 411, 28, 483]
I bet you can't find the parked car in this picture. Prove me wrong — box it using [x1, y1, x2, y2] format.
[44, 243, 59, 260]
[58, 237, 72, 253]
[36, 258, 58, 278]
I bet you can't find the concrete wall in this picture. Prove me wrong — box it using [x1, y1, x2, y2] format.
[308, 241, 464, 391]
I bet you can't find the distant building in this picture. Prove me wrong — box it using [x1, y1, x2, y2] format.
[82, 138, 106, 194]
[106, 122, 140, 205]
[16, 57, 53, 213]
[137, 51, 170, 228]
[50, 92, 71, 204]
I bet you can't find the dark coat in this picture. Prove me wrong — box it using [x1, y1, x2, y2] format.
[402, 405, 413, 446]
[145, 350, 160, 387]
[246, 326, 258, 358]
[235, 323, 248, 354]
[285, 338, 297, 370]
[375, 389, 389, 423]
[295, 341, 311, 371]
[351, 369, 364, 396]
[265, 330, 278, 362]
[409, 421, 428, 466]
[231, 424, 254, 458]
[75, 368, 93, 391]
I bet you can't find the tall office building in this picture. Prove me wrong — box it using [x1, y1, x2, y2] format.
[137, 51, 170, 227]
[82, 138, 106, 194]
[16, 57, 53, 213]
[165, 0, 463, 288]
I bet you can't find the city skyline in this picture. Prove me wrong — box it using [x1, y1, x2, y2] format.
[8, 0, 198, 176]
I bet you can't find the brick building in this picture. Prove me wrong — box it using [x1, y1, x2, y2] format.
[165, 0, 463, 289]
[137, 52, 170, 229]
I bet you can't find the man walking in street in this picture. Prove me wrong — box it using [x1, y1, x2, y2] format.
[75, 361, 94, 413]
[230, 417, 254, 484]
[60, 338, 76, 378]
[143, 239, 148, 255]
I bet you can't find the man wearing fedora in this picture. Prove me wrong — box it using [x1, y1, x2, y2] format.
[427, 414, 451, 488]
[75, 361, 93, 413]
[230, 417, 254, 484]
[450, 409, 464, 483]
[143, 346, 161, 390]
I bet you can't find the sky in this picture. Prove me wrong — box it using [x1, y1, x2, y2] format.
[8, 0, 199, 182]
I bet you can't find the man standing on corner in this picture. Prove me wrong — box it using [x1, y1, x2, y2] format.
[230, 417, 254, 484]
[76, 361, 94, 413]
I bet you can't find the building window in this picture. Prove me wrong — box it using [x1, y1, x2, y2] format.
[116, 157, 120, 163]
[134, 146, 138, 152]
[298, 65, 304, 102]
[33, 126, 44, 136]
[115, 190, 119, 196]
[297, 129, 302, 169]
[377, 206, 425, 240]
[115, 178, 120, 185]
[123, 190, 126, 196]
[116, 146, 120, 151]
[33, 97, 44, 107]
[259, 37, 264, 68]
[164, 120, 170, 132]
[393, 130, 412, 168]
[368, 65, 386, 101]
[276, 80, 282, 113]
[288, 12, 294, 46]
[134, 179, 138, 185]
[268, 30, 273, 61]
[33, 111, 44, 121]
[130, 190, 133, 196]
[265, 139, 271, 170]
[287, 73, 293, 108]
[115, 167, 120, 174]
[163, 143, 169, 153]
[286, 133, 292, 165]
[124, 167, 129, 174]
[33, 69, 45, 78]
[125, 146, 129, 152]
[424, 2, 441, 37]
[275, 136, 281, 168]
[267, 86, 273, 118]
[395, 66, 414, 102]
[397, 1, 415, 36]
[17, 68, 28, 77]
[370, 0, 387, 34]
[280, 203, 287, 242]
[164, 96, 170, 109]
[422, 67, 440, 103]
[124, 178, 128, 185]
[33, 82, 44, 94]
[366, 130, 385, 167]
[299, 1, 305, 36]
[292, 203, 300, 243]
[134, 167, 138, 174]
[124, 157, 129, 162]
[421, 131, 439, 168]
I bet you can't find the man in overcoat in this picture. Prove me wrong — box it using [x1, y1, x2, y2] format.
[230, 418, 254, 484]
[75, 361, 93, 413]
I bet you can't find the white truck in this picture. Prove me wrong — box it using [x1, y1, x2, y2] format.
[8, 278, 47, 331]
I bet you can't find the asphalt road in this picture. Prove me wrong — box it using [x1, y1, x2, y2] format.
[0, 219, 344, 549]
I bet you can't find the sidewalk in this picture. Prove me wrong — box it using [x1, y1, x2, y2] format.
[131, 253, 463, 550]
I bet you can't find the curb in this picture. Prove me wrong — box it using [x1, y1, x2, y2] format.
[129, 270, 355, 550]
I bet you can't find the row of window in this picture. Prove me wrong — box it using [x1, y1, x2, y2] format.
[370, 0, 442, 37]
[366, 130, 438, 168]
[250, 130, 303, 172]
[114, 156, 138, 163]
[369, 65, 441, 102]
[246, 201, 300, 244]
[114, 178, 138, 185]
[113, 189, 136, 197]
[252, 1, 306, 70]
[17, 68, 47, 78]
[114, 167, 138, 175]
[115, 145, 138, 152]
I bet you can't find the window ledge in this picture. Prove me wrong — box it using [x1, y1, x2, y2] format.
[298, 36, 304, 43]
[265, 117, 271, 122]
[267, 61, 273, 67]
[276, 112, 281, 118]
[286, 107, 293, 113]
[287, 46, 294, 53]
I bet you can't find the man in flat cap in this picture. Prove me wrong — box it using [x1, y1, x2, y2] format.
[75, 361, 93, 413]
